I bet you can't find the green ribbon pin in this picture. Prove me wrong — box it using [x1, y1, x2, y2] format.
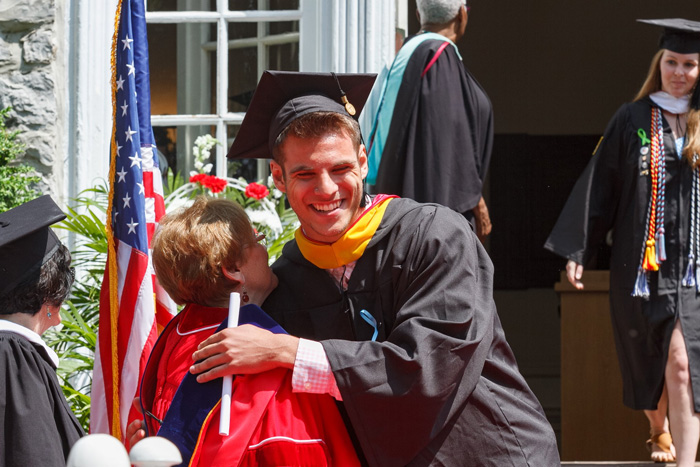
[637, 128, 651, 146]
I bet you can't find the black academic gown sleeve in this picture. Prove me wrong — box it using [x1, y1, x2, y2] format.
[374, 39, 494, 215]
[265, 199, 559, 466]
[545, 103, 629, 267]
[0, 332, 84, 467]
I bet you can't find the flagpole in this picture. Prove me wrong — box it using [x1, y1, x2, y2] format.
[105, 0, 125, 441]
[219, 292, 240, 436]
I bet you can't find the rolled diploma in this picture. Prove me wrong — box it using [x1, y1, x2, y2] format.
[219, 292, 240, 436]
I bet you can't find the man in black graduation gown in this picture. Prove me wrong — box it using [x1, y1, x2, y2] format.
[365, 0, 493, 241]
[197, 70, 560, 466]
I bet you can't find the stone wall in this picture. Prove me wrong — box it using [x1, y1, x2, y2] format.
[0, 0, 57, 197]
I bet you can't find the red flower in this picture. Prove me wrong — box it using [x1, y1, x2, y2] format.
[190, 174, 227, 194]
[202, 175, 227, 193]
[245, 182, 269, 200]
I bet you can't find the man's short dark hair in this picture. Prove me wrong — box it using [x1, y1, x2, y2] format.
[272, 111, 362, 165]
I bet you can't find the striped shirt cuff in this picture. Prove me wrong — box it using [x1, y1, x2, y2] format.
[292, 338, 342, 401]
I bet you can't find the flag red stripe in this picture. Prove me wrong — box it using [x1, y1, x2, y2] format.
[116, 249, 149, 370]
[143, 171, 154, 197]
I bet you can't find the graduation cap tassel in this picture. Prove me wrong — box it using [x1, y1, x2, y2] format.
[331, 71, 356, 116]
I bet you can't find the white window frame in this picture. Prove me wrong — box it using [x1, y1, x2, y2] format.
[64, 0, 401, 204]
[145, 0, 302, 179]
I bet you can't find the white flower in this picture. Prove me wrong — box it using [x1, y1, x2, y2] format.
[192, 134, 221, 174]
[245, 208, 283, 236]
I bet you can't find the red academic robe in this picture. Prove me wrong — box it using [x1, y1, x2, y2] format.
[139, 303, 360, 467]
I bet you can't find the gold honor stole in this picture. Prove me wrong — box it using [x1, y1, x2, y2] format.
[295, 195, 397, 269]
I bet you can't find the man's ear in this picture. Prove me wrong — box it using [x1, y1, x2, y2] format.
[270, 160, 286, 192]
[222, 265, 244, 285]
[458, 4, 468, 28]
[358, 144, 369, 179]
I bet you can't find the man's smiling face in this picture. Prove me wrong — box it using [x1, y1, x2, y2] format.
[270, 131, 368, 244]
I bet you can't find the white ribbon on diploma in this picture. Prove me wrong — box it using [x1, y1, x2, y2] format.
[219, 292, 240, 436]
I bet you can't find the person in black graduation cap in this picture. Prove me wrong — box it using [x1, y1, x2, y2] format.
[187, 70, 560, 466]
[545, 18, 700, 466]
[364, 0, 493, 243]
[0, 195, 85, 466]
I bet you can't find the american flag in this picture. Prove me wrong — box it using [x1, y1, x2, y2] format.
[90, 0, 175, 440]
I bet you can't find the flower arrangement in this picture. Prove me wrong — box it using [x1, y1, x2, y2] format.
[165, 135, 298, 262]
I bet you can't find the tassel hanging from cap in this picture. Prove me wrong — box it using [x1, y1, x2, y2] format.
[331, 71, 356, 116]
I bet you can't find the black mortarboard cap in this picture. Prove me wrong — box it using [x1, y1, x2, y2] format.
[0, 195, 66, 297]
[638, 18, 700, 54]
[227, 71, 376, 160]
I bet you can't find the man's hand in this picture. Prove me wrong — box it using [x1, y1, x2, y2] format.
[472, 196, 492, 243]
[190, 324, 300, 383]
[566, 260, 585, 290]
[125, 397, 146, 451]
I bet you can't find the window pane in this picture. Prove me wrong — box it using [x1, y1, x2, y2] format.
[223, 47, 258, 114]
[227, 22, 259, 40]
[229, 0, 258, 10]
[229, 158, 260, 182]
[269, 20, 298, 35]
[227, 125, 263, 182]
[148, 23, 178, 115]
[147, 0, 216, 12]
[269, 0, 299, 10]
[228, 0, 298, 11]
[267, 42, 298, 71]
[154, 126, 177, 177]
[154, 125, 222, 180]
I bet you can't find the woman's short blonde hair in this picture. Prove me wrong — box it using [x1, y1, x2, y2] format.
[152, 197, 255, 306]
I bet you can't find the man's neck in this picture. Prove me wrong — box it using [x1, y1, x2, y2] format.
[420, 24, 457, 42]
